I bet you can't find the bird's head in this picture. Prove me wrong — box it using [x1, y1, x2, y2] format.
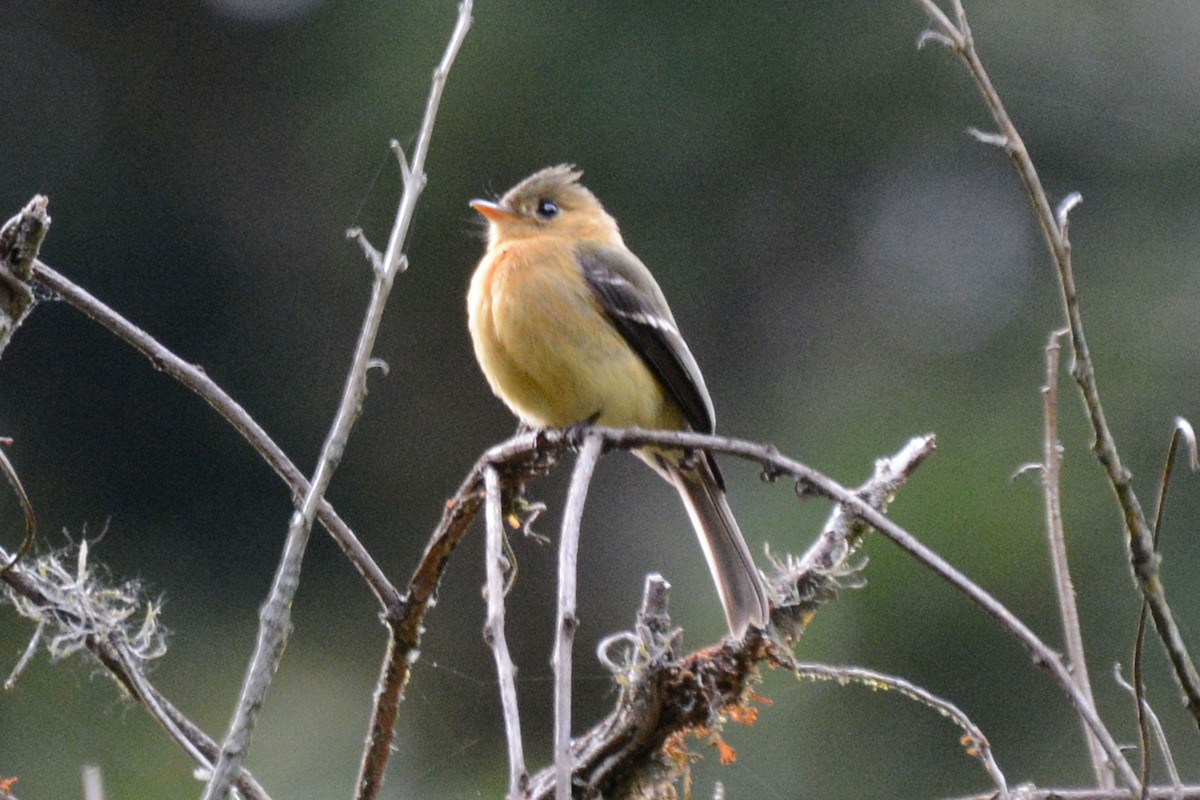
[471, 164, 622, 247]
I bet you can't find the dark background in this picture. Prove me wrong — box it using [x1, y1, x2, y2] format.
[3, 1, 1200, 797]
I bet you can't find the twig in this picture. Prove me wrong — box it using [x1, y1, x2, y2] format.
[484, 466, 528, 799]
[0, 442, 36, 572]
[796, 433, 935, 575]
[553, 435, 602, 800]
[944, 789, 1200, 800]
[3, 618, 41, 689]
[1040, 328, 1109, 787]
[200, 5, 471, 797]
[1134, 419, 1200, 797]
[785, 659, 1008, 799]
[918, 0, 1200, 730]
[1115, 664, 1183, 800]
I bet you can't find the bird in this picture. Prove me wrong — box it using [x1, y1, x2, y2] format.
[467, 164, 769, 639]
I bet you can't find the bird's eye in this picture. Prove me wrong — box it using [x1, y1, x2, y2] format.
[535, 199, 560, 219]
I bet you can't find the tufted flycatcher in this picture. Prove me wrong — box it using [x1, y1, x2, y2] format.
[467, 164, 769, 638]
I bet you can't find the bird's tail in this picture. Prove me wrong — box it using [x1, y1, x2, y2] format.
[667, 457, 770, 639]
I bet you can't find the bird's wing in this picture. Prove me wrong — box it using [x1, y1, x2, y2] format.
[576, 243, 716, 435]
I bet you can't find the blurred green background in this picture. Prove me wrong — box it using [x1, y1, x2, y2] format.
[3, 0, 1200, 797]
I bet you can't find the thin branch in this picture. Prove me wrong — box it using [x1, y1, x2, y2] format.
[1116, 664, 1183, 800]
[1041, 328, 1109, 788]
[3, 618, 41, 689]
[0, 443, 36, 572]
[1134, 418, 1200, 797]
[786, 659, 1008, 799]
[485, 466, 528, 799]
[918, 0, 1200, 729]
[795, 433, 936, 577]
[553, 435, 602, 800]
[200, 5, 471, 796]
[944, 789, 1200, 800]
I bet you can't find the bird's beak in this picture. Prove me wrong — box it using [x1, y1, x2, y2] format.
[470, 199, 519, 223]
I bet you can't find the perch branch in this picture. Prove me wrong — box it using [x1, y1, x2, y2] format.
[390, 424, 1134, 791]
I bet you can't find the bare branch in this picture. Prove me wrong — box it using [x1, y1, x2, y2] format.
[945, 789, 1200, 800]
[485, 466, 528, 798]
[1115, 664, 1183, 800]
[1040, 328, 1109, 788]
[0, 443, 36, 572]
[576, 426, 1138, 790]
[3, 618, 41, 689]
[966, 126, 1007, 148]
[553, 435, 602, 800]
[201, 5, 472, 798]
[786, 659, 1008, 799]
[346, 226, 383, 274]
[918, 0, 1200, 735]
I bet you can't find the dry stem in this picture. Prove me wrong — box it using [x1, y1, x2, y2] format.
[919, 0, 1200, 730]
[484, 466, 528, 798]
[1040, 328, 1108, 787]
[200, 4, 472, 797]
[552, 435, 603, 800]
